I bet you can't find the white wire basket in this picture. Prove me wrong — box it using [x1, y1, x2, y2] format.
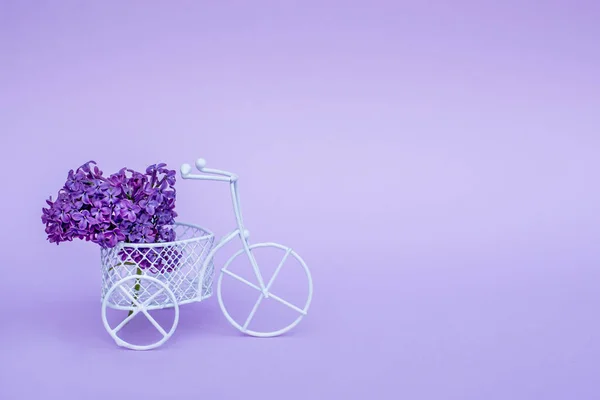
[100, 222, 215, 310]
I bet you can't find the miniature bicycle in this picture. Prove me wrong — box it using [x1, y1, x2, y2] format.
[100, 158, 313, 350]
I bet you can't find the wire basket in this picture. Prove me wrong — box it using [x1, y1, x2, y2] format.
[100, 222, 215, 310]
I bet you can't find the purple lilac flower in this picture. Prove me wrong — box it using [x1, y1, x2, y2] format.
[102, 185, 121, 204]
[85, 178, 104, 195]
[71, 211, 91, 230]
[113, 199, 140, 223]
[89, 205, 111, 224]
[95, 230, 126, 248]
[158, 226, 176, 242]
[45, 222, 69, 244]
[139, 198, 160, 215]
[52, 198, 72, 223]
[65, 169, 86, 193]
[42, 160, 180, 273]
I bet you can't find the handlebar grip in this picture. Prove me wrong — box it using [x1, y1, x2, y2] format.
[181, 157, 234, 180]
[195, 158, 207, 171]
[180, 163, 192, 177]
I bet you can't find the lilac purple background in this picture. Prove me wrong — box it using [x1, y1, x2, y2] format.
[1, 1, 599, 399]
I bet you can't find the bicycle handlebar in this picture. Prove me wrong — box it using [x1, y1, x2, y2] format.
[180, 158, 238, 182]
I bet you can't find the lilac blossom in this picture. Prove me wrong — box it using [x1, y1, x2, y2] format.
[42, 161, 179, 272]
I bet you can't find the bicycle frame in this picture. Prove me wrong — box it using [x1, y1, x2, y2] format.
[99, 158, 312, 349]
[180, 160, 268, 294]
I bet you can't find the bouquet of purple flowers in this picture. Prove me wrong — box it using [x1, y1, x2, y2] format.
[41, 160, 180, 273]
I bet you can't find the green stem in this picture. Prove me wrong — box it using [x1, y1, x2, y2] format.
[107, 261, 141, 316]
[127, 267, 143, 317]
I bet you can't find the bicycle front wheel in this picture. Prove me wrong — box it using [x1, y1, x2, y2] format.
[216, 242, 313, 337]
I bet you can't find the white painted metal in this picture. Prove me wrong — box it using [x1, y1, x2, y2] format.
[101, 275, 180, 351]
[217, 243, 313, 337]
[100, 223, 214, 349]
[100, 158, 313, 350]
[182, 158, 313, 337]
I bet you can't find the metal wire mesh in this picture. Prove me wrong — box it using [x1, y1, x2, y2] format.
[100, 223, 215, 310]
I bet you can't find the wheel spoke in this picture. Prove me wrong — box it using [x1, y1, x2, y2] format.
[118, 285, 143, 308]
[140, 309, 168, 337]
[268, 291, 307, 315]
[114, 285, 168, 336]
[222, 268, 261, 292]
[243, 292, 265, 330]
[217, 243, 312, 338]
[103, 275, 180, 350]
[112, 309, 140, 334]
[247, 249, 267, 290]
[265, 248, 291, 292]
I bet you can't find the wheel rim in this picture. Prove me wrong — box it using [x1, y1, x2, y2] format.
[102, 275, 180, 350]
[217, 243, 313, 337]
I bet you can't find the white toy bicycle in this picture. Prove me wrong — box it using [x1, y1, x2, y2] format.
[100, 158, 313, 350]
